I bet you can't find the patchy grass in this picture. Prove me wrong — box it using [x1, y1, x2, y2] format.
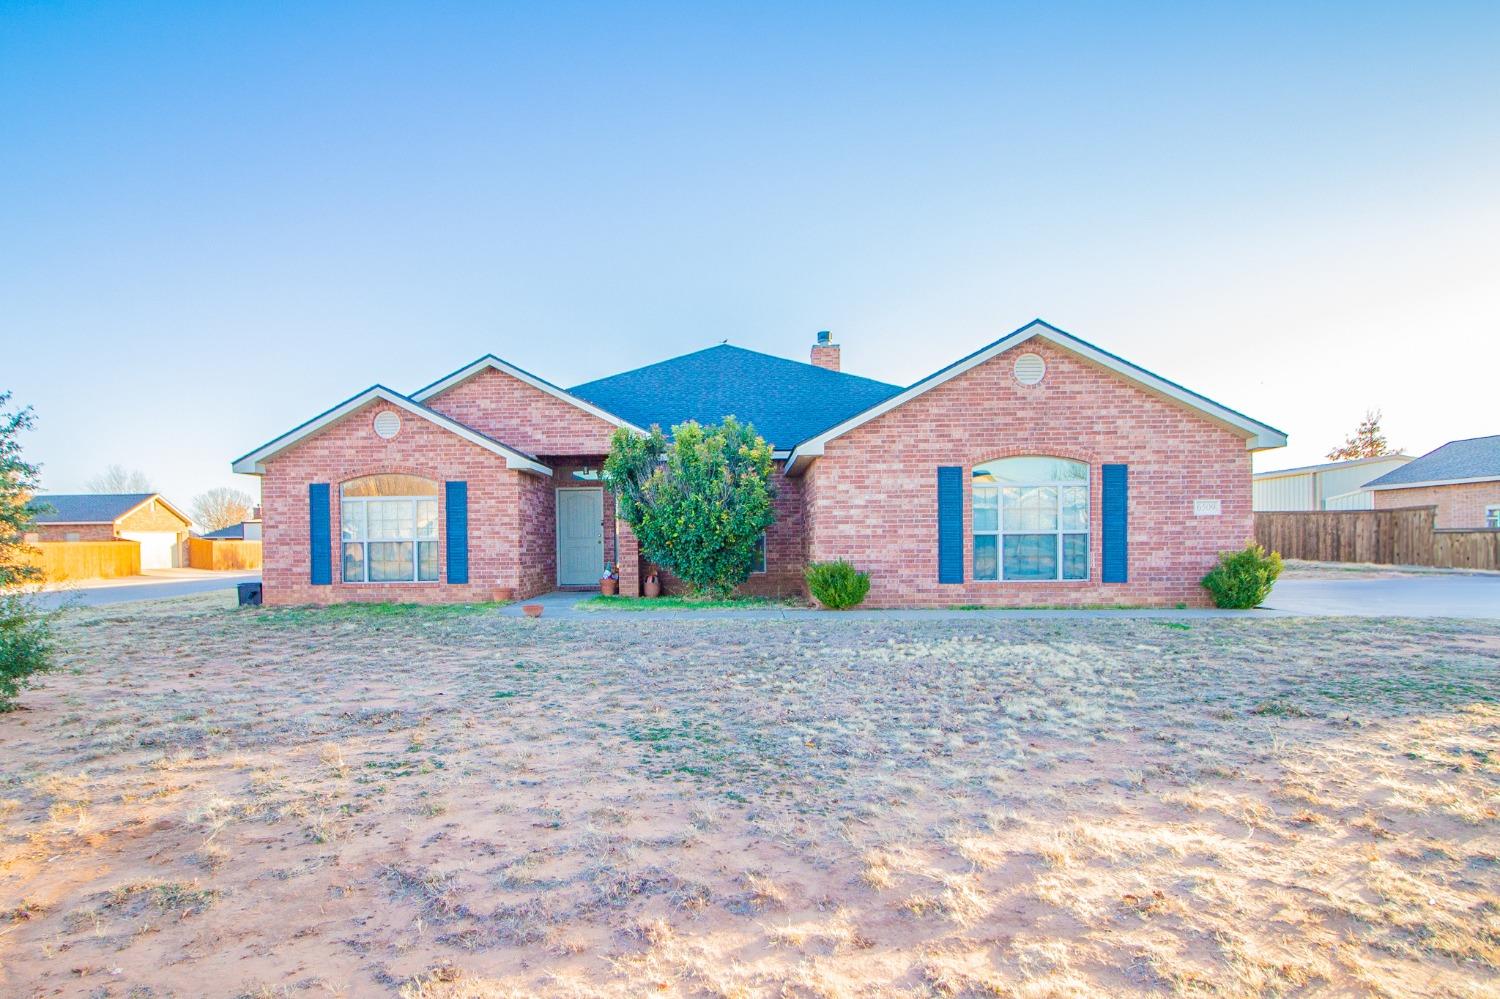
[0, 590, 1496, 996]
[576, 593, 804, 611]
[255, 600, 508, 627]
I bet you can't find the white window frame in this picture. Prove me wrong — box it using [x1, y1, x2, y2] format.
[341, 494, 440, 583]
[972, 459, 1090, 582]
[1486, 504, 1500, 529]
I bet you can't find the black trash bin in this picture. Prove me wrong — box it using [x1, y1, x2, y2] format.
[237, 581, 263, 607]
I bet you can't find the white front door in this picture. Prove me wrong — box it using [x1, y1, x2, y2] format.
[120, 531, 178, 569]
[556, 488, 604, 587]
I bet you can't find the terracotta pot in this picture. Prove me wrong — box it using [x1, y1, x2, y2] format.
[492, 587, 515, 602]
[601, 578, 618, 596]
[643, 574, 661, 598]
[522, 604, 544, 618]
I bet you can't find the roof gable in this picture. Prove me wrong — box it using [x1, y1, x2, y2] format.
[1364, 435, 1500, 489]
[783, 319, 1287, 473]
[411, 355, 643, 433]
[568, 344, 904, 449]
[230, 386, 551, 476]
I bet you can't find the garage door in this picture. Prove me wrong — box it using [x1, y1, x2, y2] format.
[119, 531, 179, 569]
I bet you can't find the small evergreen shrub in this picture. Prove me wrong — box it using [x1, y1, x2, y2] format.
[805, 560, 870, 610]
[1201, 543, 1283, 609]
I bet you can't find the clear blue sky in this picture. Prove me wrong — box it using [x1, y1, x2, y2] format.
[5, 2, 1497, 508]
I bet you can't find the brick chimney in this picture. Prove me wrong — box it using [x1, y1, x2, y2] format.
[810, 330, 840, 372]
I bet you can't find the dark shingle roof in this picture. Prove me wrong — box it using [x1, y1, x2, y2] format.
[1364, 435, 1500, 488]
[568, 344, 902, 448]
[201, 524, 246, 539]
[30, 493, 156, 524]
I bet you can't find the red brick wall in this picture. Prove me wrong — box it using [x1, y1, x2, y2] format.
[259, 401, 550, 605]
[423, 367, 620, 456]
[802, 340, 1256, 607]
[517, 471, 556, 599]
[1373, 481, 1500, 529]
[33, 523, 115, 542]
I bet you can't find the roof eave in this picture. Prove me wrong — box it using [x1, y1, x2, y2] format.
[410, 355, 646, 435]
[783, 320, 1286, 474]
[230, 386, 553, 477]
[1366, 475, 1500, 491]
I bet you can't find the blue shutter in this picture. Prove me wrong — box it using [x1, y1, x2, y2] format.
[308, 483, 332, 585]
[445, 481, 469, 584]
[1102, 464, 1128, 583]
[937, 466, 964, 583]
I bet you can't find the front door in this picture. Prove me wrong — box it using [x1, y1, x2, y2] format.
[556, 488, 604, 586]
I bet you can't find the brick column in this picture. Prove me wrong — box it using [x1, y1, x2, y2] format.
[616, 518, 640, 597]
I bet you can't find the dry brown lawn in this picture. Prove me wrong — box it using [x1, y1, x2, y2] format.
[1, 594, 1497, 998]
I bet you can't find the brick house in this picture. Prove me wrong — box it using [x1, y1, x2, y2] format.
[1364, 435, 1500, 528]
[232, 319, 1286, 607]
[29, 493, 193, 568]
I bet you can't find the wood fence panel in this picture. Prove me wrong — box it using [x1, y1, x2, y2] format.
[24, 541, 141, 581]
[188, 538, 263, 570]
[1254, 507, 1499, 571]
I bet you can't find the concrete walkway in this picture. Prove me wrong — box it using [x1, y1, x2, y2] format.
[1262, 574, 1500, 619]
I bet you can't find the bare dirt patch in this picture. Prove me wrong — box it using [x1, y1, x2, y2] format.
[2, 593, 1497, 997]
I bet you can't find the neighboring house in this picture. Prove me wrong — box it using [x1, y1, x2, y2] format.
[1364, 435, 1500, 528]
[1253, 455, 1413, 511]
[28, 493, 193, 568]
[201, 509, 263, 541]
[231, 319, 1287, 608]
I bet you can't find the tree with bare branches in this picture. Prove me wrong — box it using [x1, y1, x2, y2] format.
[191, 488, 254, 533]
[86, 465, 153, 493]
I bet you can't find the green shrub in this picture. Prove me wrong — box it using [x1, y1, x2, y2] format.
[0, 594, 56, 711]
[805, 560, 870, 609]
[1201, 543, 1283, 609]
[0, 391, 55, 711]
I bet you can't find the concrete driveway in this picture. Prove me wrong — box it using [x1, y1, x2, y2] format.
[28, 569, 259, 610]
[1264, 573, 1500, 619]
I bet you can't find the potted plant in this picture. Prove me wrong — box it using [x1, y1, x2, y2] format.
[643, 570, 661, 598]
[600, 563, 619, 596]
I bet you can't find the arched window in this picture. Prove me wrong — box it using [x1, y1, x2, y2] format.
[972, 457, 1089, 581]
[340, 475, 440, 582]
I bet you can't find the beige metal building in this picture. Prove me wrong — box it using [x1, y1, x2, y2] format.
[1253, 455, 1414, 512]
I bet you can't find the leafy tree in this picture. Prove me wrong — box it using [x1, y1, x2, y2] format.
[604, 418, 776, 599]
[1326, 409, 1397, 461]
[0, 391, 56, 711]
[86, 464, 154, 493]
[192, 487, 254, 532]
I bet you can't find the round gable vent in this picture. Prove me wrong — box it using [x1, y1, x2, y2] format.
[373, 410, 402, 440]
[1013, 352, 1046, 385]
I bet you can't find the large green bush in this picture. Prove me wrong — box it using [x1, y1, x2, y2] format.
[0, 390, 56, 711]
[604, 418, 776, 599]
[805, 560, 870, 609]
[1201, 542, 1283, 609]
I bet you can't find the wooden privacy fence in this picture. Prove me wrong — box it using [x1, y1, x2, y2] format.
[188, 538, 263, 570]
[1255, 507, 1500, 571]
[23, 541, 141, 581]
